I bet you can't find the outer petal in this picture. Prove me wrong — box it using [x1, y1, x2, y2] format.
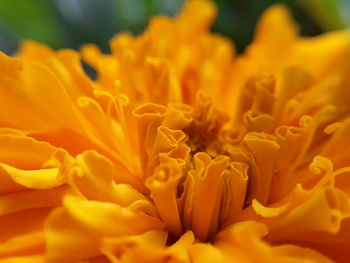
[0, 208, 52, 261]
[247, 4, 298, 69]
[0, 255, 44, 263]
[45, 195, 164, 262]
[251, 185, 350, 242]
[0, 52, 82, 132]
[69, 150, 147, 201]
[0, 232, 44, 260]
[215, 221, 333, 262]
[190, 243, 232, 263]
[0, 51, 124, 161]
[0, 132, 58, 193]
[101, 230, 195, 263]
[0, 132, 72, 261]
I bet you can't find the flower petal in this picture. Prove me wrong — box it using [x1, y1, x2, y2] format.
[45, 195, 164, 262]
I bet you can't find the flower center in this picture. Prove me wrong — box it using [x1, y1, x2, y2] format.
[141, 95, 250, 242]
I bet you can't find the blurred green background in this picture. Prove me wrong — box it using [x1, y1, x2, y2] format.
[0, 0, 348, 54]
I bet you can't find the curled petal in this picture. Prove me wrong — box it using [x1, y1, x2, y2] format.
[146, 163, 183, 237]
[221, 161, 248, 225]
[191, 153, 229, 240]
[242, 132, 280, 204]
[162, 103, 193, 130]
[133, 103, 168, 177]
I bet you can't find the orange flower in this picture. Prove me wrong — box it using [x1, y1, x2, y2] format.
[1, 0, 350, 262]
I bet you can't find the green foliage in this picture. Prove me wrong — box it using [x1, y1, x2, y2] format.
[302, 0, 347, 30]
[0, 0, 347, 54]
[0, 0, 63, 52]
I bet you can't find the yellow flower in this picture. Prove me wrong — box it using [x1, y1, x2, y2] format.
[1, 0, 350, 262]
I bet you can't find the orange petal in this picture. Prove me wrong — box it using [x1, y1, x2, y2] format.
[0, 52, 82, 133]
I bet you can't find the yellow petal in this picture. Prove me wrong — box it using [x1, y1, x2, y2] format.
[70, 150, 146, 202]
[45, 195, 164, 262]
[191, 153, 229, 240]
[0, 186, 68, 216]
[190, 243, 230, 263]
[0, 133, 56, 170]
[0, 232, 44, 259]
[146, 162, 183, 237]
[216, 221, 333, 262]
[101, 230, 168, 263]
[0, 255, 44, 263]
[17, 40, 54, 60]
[242, 132, 280, 204]
[0, 52, 82, 132]
[0, 164, 62, 190]
[0, 208, 52, 245]
[247, 4, 298, 68]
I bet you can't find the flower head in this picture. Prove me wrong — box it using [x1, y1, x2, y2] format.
[1, 0, 350, 262]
